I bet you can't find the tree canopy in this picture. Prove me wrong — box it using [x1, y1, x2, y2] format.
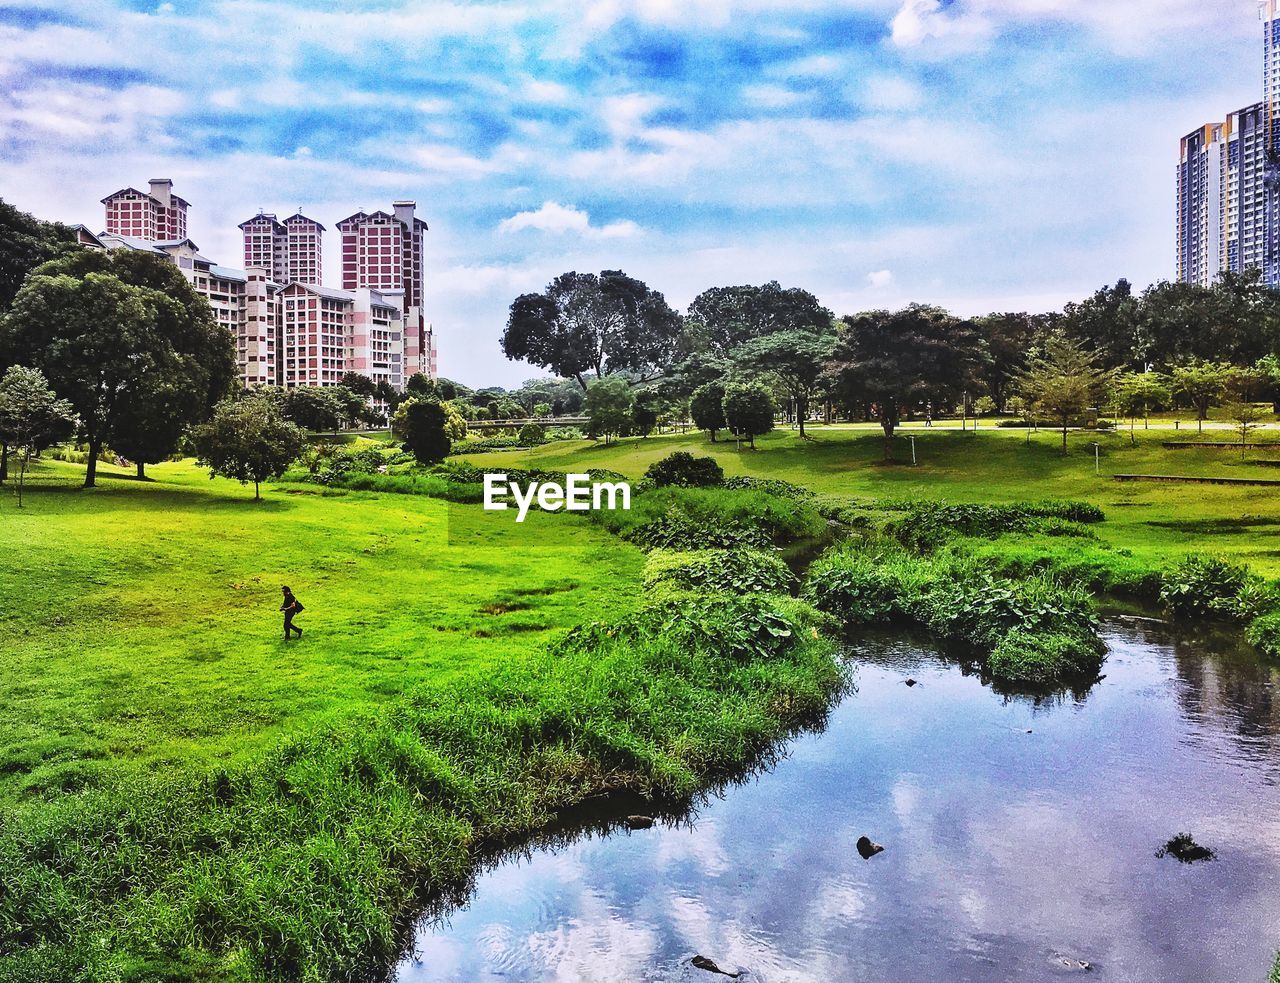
[686, 281, 833, 356]
[827, 305, 984, 458]
[192, 395, 307, 500]
[501, 270, 682, 387]
[1, 250, 235, 484]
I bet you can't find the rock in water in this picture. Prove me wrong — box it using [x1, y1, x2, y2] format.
[691, 955, 740, 977]
[904, 678, 918, 687]
[1156, 832, 1215, 863]
[856, 835, 884, 859]
[624, 815, 655, 830]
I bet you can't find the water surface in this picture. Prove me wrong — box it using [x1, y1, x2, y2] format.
[397, 619, 1280, 982]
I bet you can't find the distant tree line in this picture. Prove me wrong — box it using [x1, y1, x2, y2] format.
[499, 267, 1280, 456]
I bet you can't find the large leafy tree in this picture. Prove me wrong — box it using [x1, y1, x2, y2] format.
[1, 250, 235, 484]
[1015, 337, 1114, 453]
[971, 313, 1041, 410]
[1167, 358, 1233, 433]
[0, 365, 76, 506]
[1061, 280, 1142, 370]
[584, 374, 635, 444]
[690, 381, 727, 442]
[502, 270, 682, 388]
[733, 328, 835, 438]
[0, 198, 78, 313]
[826, 305, 985, 460]
[193, 395, 307, 500]
[686, 282, 832, 356]
[721, 380, 775, 449]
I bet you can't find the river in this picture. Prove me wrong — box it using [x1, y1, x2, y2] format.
[395, 617, 1280, 982]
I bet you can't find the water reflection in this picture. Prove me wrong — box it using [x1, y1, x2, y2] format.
[395, 619, 1280, 982]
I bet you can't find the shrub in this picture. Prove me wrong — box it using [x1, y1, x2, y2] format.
[1159, 556, 1255, 620]
[644, 452, 725, 488]
[803, 546, 909, 625]
[643, 548, 794, 597]
[624, 507, 769, 552]
[988, 629, 1106, 685]
[722, 475, 811, 499]
[1248, 610, 1280, 659]
[517, 423, 546, 446]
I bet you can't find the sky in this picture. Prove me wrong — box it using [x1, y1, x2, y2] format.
[0, 0, 1264, 387]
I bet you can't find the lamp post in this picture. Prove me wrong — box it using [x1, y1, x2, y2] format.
[910, 435, 917, 466]
[1092, 442, 1100, 475]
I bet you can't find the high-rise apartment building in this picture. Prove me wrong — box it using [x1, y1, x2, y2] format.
[1177, 104, 1268, 286]
[238, 210, 324, 286]
[93, 180, 430, 394]
[102, 178, 189, 241]
[279, 284, 404, 391]
[1177, 4, 1280, 286]
[337, 201, 434, 379]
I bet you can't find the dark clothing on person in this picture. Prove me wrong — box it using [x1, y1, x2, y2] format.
[281, 592, 303, 639]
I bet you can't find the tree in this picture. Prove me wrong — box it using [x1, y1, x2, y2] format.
[584, 375, 634, 444]
[632, 389, 660, 438]
[394, 399, 451, 464]
[1061, 280, 1141, 370]
[1015, 337, 1113, 454]
[1112, 371, 1170, 444]
[733, 328, 835, 438]
[192, 396, 307, 500]
[0, 250, 235, 486]
[972, 312, 1041, 408]
[826, 305, 984, 460]
[0, 365, 75, 506]
[690, 381, 727, 441]
[281, 386, 345, 432]
[1167, 358, 1232, 433]
[404, 373, 438, 399]
[0, 198, 78, 313]
[501, 270, 682, 387]
[1224, 400, 1267, 454]
[722, 380, 774, 449]
[686, 282, 834, 356]
[340, 372, 377, 399]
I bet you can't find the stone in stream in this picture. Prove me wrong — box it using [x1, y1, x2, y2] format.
[691, 954, 741, 977]
[904, 678, 918, 687]
[624, 814, 655, 830]
[856, 835, 884, 859]
[1156, 832, 1215, 863]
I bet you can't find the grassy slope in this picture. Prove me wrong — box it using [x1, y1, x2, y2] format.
[464, 426, 1280, 577]
[0, 458, 643, 803]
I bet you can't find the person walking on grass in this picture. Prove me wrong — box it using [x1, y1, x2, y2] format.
[280, 585, 304, 640]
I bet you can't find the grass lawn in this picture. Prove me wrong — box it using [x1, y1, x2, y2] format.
[0, 457, 643, 804]
[463, 425, 1280, 577]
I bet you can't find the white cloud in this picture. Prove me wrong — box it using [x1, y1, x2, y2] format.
[858, 74, 923, 111]
[866, 269, 895, 288]
[890, 0, 993, 52]
[497, 201, 642, 238]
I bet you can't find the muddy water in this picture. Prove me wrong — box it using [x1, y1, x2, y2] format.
[395, 618, 1280, 982]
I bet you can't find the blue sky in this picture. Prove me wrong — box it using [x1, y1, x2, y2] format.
[0, 0, 1262, 386]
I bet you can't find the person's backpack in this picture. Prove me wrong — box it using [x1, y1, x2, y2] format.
[293, 598, 305, 613]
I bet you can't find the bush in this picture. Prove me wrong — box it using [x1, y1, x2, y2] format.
[517, 423, 546, 446]
[624, 506, 770, 552]
[644, 452, 725, 488]
[803, 543, 1104, 684]
[1247, 610, 1280, 659]
[1159, 556, 1256, 621]
[722, 475, 811, 499]
[643, 548, 794, 597]
[988, 629, 1106, 685]
[887, 500, 1102, 551]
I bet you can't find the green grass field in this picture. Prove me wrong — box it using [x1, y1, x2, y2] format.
[464, 425, 1280, 577]
[0, 458, 643, 804]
